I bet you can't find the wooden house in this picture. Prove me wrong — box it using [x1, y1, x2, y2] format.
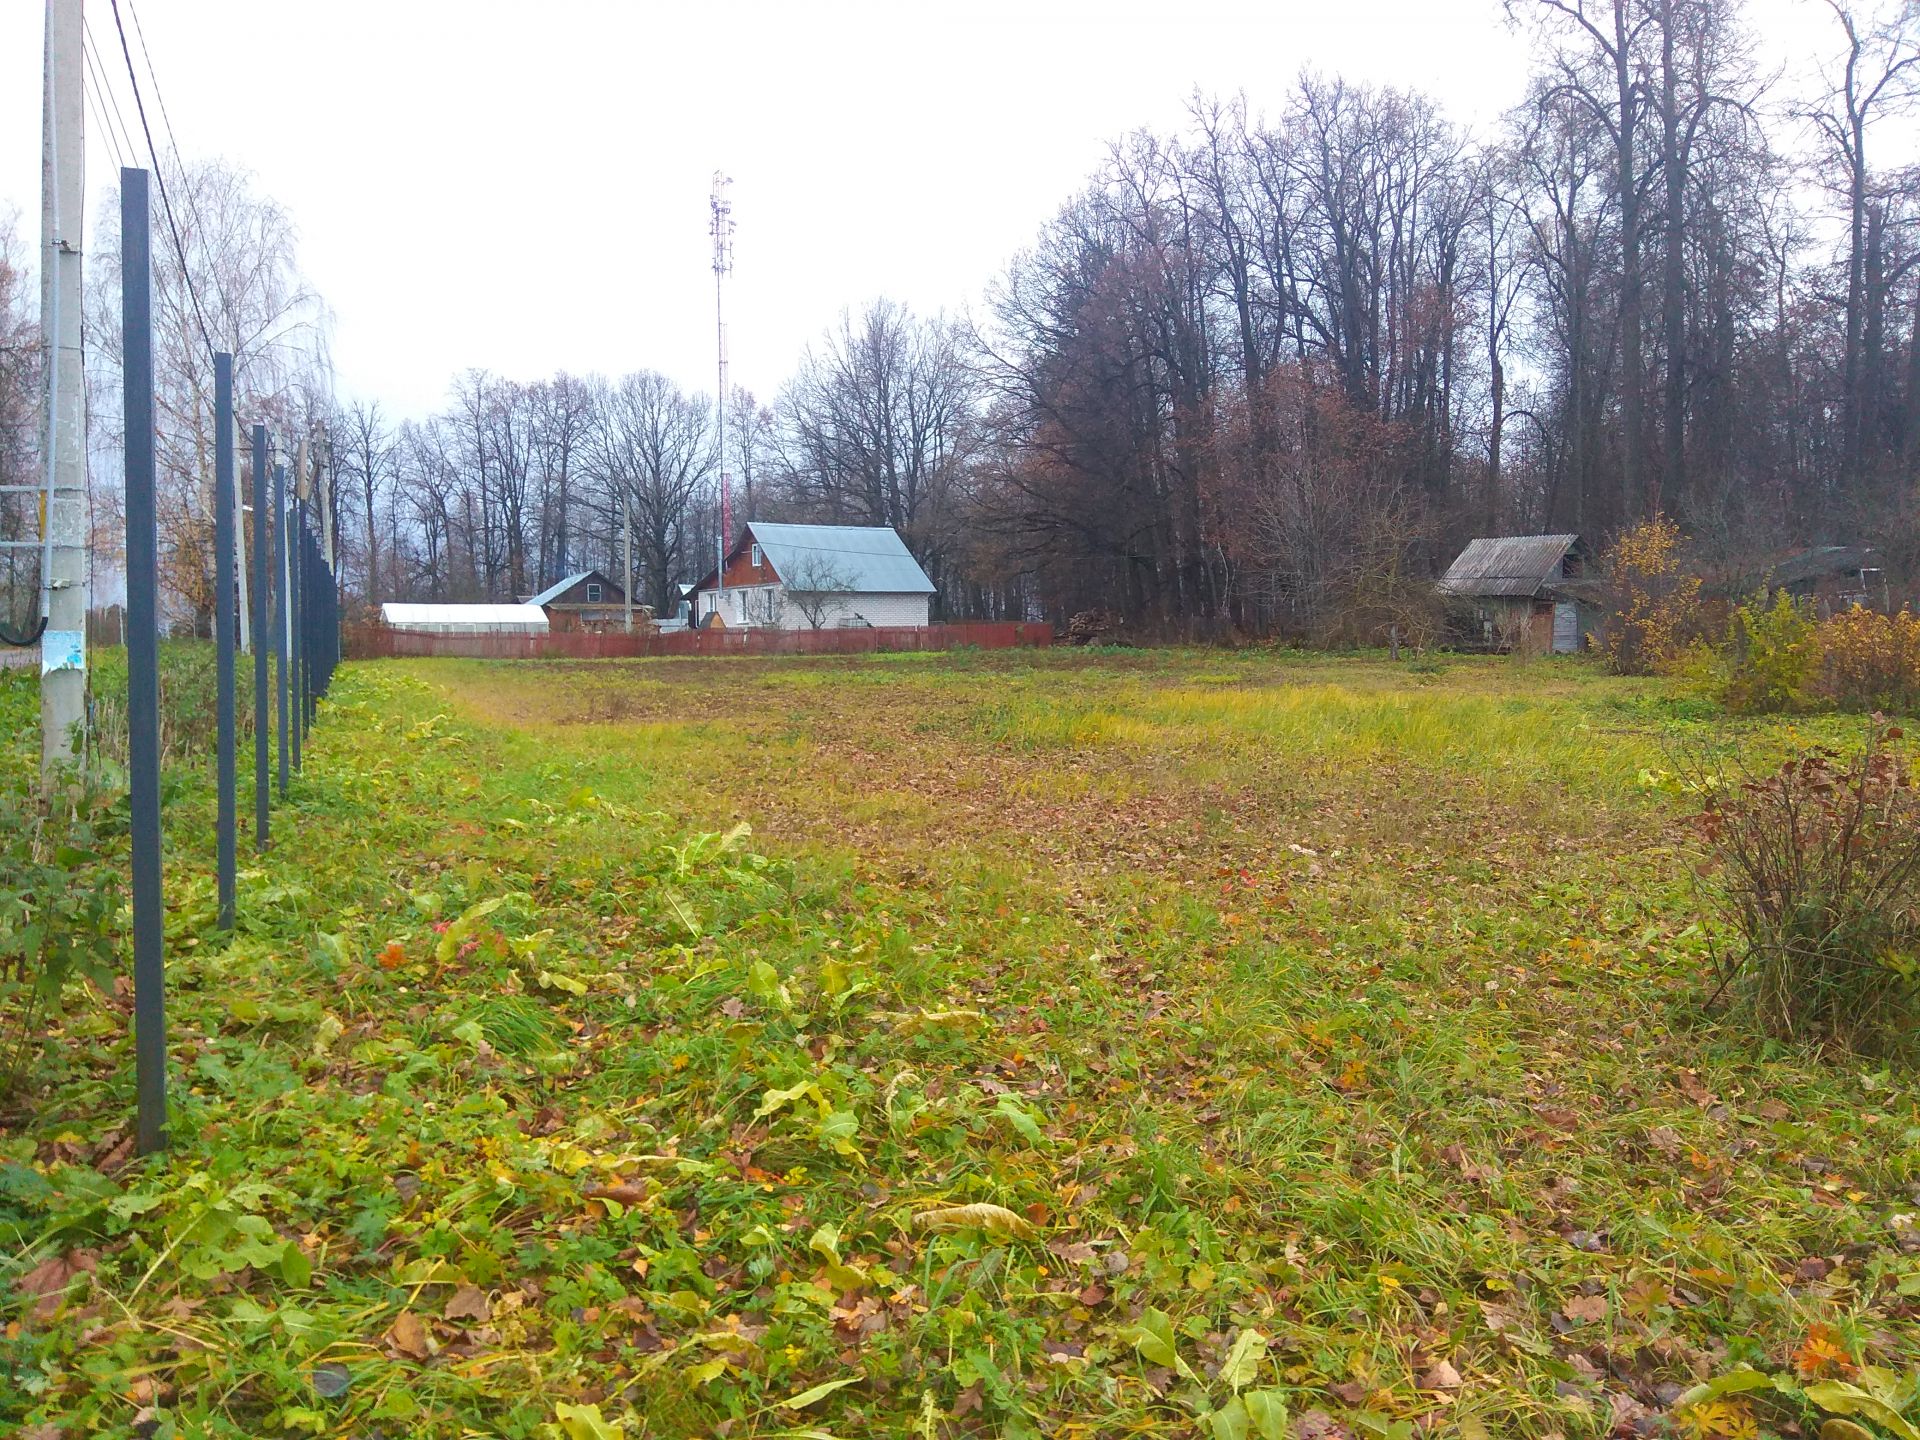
[1766, 545, 1886, 615]
[523, 569, 629, 631]
[1437, 534, 1598, 654]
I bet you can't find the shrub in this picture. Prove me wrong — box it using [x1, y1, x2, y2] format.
[1821, 604, 1920, 713]
[1600, 517, 1703, 675]
[1722, 591, 1819, 714]
[0, 722, 125, 1098]
[1694, 719, 1920, 1057]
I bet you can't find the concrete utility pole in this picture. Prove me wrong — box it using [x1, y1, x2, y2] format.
[623, 494, 633, 633]
[40, 0, 87, 781]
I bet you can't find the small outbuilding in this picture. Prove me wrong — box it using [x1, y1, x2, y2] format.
[1437, 533, 1597, 654]
[1766, 545, 1885, 614]
[523, 569, 629, 631]
[379, 603, 549, 635]
[691, 522, 935, 630]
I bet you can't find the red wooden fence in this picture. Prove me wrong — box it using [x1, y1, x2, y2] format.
[342, 621, 1054, 661]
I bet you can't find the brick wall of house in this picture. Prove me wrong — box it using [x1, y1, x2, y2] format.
[701, 586, 929, 630]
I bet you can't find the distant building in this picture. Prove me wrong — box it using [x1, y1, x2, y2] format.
[379, 603, 549, 635]
[691, 522, 935, 630]
[523, 569, 629, 631]
[1437, 533, 1598, 654]
[1766, 545, 1885, 614]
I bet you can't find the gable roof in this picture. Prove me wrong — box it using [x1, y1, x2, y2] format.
[1438, 534, 1581, 598]
[1768, 544, 1879, 589]
[697, 523, 935, 594]
[525, 569, 621, 608]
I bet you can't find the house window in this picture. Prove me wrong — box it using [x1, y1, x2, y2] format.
[586, 583, 602, 603]
[751, 544, 763, 569]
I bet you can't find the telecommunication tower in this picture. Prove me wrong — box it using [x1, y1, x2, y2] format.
[710, 172, 734, 617]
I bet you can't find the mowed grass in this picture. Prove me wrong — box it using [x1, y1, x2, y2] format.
[3, 649, 1917, 1439]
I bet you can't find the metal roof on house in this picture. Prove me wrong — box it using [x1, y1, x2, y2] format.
[698, 523, 935, 594]
[524, 571, 594, 608]
[1438, 534, 1581, 598]
[380, 603, 550, 633]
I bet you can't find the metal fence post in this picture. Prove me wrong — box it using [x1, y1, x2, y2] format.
[290, 499, 304, 767]
[122, 169, 167, 1155]
[213, 353, 236, 929]
[275, 462, 290, 798]
[252, 425, 269, 850]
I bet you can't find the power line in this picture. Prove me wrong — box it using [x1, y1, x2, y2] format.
[106, 0, 217, 369]
[85, 16, 141, 167]
[81, 31, 132, 171]
[124, 0, 235, 332]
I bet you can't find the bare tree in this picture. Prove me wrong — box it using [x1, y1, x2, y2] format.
[590, 372, 715, 615]
[1804, 0, 1920, 489]
[779, 550, 857, 628]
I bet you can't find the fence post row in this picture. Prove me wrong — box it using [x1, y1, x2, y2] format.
[110, 172, 344, 1151]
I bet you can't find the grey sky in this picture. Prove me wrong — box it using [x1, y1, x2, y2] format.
[0, 0, 1858, 420]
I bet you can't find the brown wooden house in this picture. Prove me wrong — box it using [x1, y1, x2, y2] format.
[522, 569, 630, 631]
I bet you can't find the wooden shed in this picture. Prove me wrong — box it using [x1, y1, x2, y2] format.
[1437, 534, 1599, 654]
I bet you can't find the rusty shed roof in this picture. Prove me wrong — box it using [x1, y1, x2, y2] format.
[1438, 534, 1581, 598]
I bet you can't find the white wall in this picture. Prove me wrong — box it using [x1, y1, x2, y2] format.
[702, 585, 929, 629]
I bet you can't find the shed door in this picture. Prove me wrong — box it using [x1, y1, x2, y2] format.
[1551, 600, 1578, 654]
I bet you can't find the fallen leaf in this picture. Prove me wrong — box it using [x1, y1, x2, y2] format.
[387, 1310, 433, 1360]
[1562, 1294, 1610, 1323]
[15, 1250, 97, 1320]
[444, 1285, 492, 1323]
[1420, 1359, 1463, 1390]
[911, 1203, 1037, 1241]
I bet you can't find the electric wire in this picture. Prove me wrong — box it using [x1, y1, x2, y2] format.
[85, 19, 141, 171]
[124, 0, 236, 336]
[106, 0, 217, 370]
[82, 35, 131, 172]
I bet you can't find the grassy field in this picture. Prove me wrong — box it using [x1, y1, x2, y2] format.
[3, 649, 1918, 1439]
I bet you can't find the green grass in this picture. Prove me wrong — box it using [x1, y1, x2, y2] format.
[1, 649, 1917, 1439]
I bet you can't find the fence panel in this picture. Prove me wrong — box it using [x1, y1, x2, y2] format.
[341, 621, 1054, 661]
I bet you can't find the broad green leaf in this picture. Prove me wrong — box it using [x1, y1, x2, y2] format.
[1209, 1396, 1251, 1440]
[553, 1401, 626, 1440]
[777, 1376, 862, 1410]
[685, 1356, 730, 1387]
[993, 1095, 1047, 1146]
[747, 960, 790, 1008]
[1219, 1328, 1268, 1392]
[660, 888, 700, 937]
[1803, 1380, 1920, 1440]
[1119, 1307, 1197, 1381]
[1674, 1366, 1781, 1412]
[754, 1081, 819, 1120]
[1244, 1389, 1290, 1440]
[815, 1109, 862, 1158]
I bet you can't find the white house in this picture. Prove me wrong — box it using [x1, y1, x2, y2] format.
[691, 523, 935, 630]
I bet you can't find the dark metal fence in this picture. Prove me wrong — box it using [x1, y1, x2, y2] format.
[342, 620, 1054, 661]
[119, 167, 342, 1154]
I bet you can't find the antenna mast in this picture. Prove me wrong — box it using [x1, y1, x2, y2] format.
[710, 172, 734, 620]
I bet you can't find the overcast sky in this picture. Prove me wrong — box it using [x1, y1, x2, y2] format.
[0, 0, 1867, 421]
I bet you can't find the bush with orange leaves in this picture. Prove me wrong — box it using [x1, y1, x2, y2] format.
[1600, 517, 1704, 675]
[1820, 604, 1920, 713]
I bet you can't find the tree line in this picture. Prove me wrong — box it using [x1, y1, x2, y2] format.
[2, 0, 1915, 640]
